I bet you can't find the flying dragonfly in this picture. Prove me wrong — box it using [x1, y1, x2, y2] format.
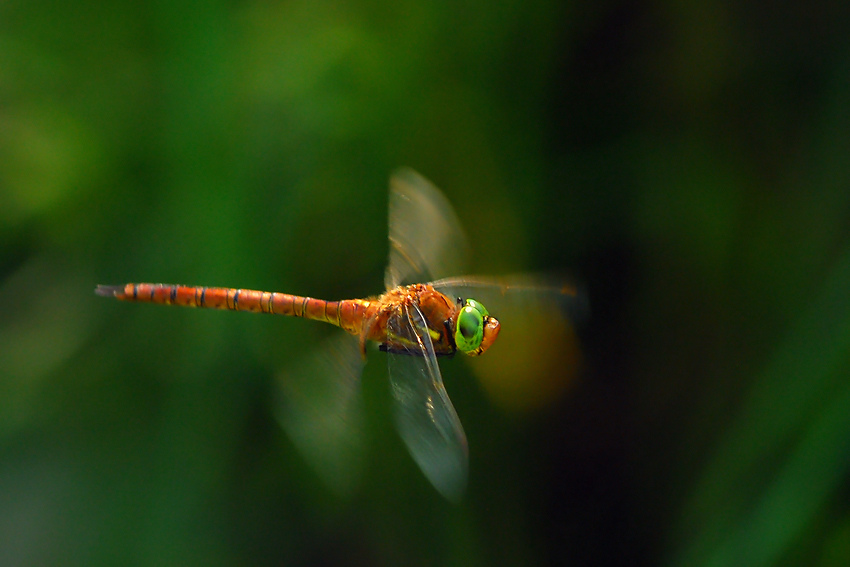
[97, 169, 577, 500]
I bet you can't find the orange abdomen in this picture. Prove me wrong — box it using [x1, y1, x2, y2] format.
[96, 283, 371, 336]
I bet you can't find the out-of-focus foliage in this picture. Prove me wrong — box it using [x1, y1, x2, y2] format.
[2, 0, 849, 565]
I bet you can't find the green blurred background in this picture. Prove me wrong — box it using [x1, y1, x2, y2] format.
[2, 0, 850, 565]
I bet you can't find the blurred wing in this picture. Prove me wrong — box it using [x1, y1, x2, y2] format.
[385, 168, 470, 289]
[274, 333, 366, 497]
[387, 302, 468, 501]
[431, 273, 589, 323]
[432, 274, 587, 413]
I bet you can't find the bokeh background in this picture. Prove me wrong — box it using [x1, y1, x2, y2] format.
[3, 1, 850, 565]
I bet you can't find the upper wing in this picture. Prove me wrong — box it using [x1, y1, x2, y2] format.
[384, 168, 469, 289]
[387, 301, 468, 501]
[431, 274, 586, 413]
[430, 273, 588, 324]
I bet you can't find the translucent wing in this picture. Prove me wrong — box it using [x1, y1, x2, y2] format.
[387, 301, 468, 501]
[430, 273, 588, 325]
[385, 168, 470, 289]
[274, 332, 366, 497]
[431, 273, 580, 301]
[431, 275, 586, 413]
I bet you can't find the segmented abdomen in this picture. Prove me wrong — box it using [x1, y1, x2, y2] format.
[96, 283, 370, 336]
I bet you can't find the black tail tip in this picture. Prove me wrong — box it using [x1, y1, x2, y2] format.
[95, 284, 123, 297]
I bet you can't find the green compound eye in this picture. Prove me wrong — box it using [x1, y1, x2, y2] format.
[454, 299, 488, 354]
[466, 298, 488, 318]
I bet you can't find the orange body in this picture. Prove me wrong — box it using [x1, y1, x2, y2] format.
[97, 282, 462, 355]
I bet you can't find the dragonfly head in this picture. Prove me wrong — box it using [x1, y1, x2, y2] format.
[454, 298, 501, 356]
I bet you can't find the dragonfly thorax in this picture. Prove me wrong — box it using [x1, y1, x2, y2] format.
[365, 284, 498, 357]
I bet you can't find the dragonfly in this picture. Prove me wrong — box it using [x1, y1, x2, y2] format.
[97, 168, 576, 500]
